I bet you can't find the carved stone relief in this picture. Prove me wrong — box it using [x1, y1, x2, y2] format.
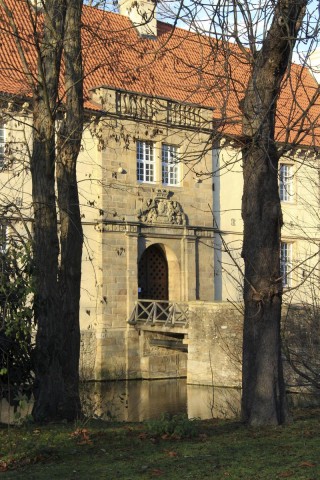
[138, 189, 187, 225]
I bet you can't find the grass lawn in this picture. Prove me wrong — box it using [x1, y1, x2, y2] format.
[0, 408, 319, 479]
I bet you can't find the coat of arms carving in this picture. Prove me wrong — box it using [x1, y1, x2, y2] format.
[138, 189, 187, 225]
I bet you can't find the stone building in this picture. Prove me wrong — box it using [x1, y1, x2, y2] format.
[0, 0, 320, 387]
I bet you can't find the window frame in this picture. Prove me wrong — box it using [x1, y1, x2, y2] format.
[280, 241, 292, 288]
[162, 143, 179, 186]
[279, 163, 294, 203]
[136, 140, 155, 183]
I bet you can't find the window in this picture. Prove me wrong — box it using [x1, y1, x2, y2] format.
[279, 163, 293, 202]
[0, 126, 5, 169]
[280, 242, 292, 287]
[137, 140, 155, 182]
[162, 144, 179, 185]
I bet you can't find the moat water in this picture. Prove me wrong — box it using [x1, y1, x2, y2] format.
[80, 379, 242, 422]
[0, 379, 241, 424]
[1, 379, 319, 424]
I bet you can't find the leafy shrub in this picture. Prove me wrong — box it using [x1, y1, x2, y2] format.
[0, 235, 34, 405]
[146, 413, 198, 438]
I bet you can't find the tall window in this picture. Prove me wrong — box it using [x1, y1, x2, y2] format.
[162, 144, 179, 185]
[279, 164, 293, 202]
[0, 126, 5, 169]
[137, 140, 155, 182]
[280, 242, 292, 287]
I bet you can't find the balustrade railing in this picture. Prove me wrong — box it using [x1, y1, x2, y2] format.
[128, 300, 189, 328]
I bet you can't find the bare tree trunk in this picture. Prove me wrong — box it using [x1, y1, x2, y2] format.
[241, 0, 306, 425]
[56, 0, 84, 419]
[31, 0, 67, 422]
[32, 0, 83, 422]
[241, 138, 286, 425]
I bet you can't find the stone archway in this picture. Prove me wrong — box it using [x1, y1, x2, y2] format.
[138, 244, 168, 300]
[161, 244, 181, 301]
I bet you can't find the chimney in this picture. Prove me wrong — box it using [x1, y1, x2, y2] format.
[119, 0, 157, 38]
[31, 0, 44, 11]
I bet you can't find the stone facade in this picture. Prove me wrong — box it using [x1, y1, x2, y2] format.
[1, 95, 320, 387]
[71, 86, 218, 380]
[1, 4, 320, 389]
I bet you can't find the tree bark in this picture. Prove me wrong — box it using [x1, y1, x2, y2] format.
[4, 0, 85, 422]
[31, 0, 67, 422]
[56, 0, 84, 420]
[241, 0, 307, 425]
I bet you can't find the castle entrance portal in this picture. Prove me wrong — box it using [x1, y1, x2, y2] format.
[138, 245, 168, 300]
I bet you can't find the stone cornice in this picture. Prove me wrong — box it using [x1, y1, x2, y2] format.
[89, 86, 214, 131]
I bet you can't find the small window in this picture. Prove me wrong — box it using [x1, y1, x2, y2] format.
[280, 242, 292, 287]
[0, 126, 5, 169]
[162, 144, 179, 186]
[137, 140, 155, 183]
[279, 164, 293, 202]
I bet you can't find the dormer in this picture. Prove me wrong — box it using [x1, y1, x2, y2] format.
[119, 0, 157, 38]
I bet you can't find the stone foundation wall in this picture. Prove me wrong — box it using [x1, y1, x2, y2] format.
[80, 330, 97, 380]
[80, 302, 318, 390]
[139, 330, 187, 379]
[141, 354, 187, 379]
[187, 302, 243, 387]
[80, 302, 242, 384]
[282, 304, 320, 392]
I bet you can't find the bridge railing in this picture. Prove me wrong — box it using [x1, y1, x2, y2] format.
[128, 300, 189, 328]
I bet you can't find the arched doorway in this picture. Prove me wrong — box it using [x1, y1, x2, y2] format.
[138, 245, 168, 300]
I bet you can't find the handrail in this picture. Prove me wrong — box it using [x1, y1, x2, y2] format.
[128, 300, 189, 328]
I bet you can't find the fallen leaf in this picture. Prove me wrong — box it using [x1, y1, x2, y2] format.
[164, 450, 178, 457]
[0, 462, 8, 472]
[299, 461, 316, 467]
[151, 468, 164, 477]
[70, 428, 92, 445]
[278, 471, 294, 478]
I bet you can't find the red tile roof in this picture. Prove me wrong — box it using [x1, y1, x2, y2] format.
[0, 0, 320, 146]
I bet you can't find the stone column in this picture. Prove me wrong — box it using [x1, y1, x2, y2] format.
[125, 223, 141, 378]
[182, 228, 197, 301]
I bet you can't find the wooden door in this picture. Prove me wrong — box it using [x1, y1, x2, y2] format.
[138, 245, 168, 300]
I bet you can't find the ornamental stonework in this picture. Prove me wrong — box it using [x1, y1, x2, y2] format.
[138, 189, 187, 225]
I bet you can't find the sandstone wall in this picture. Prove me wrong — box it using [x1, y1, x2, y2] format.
[188, 302, 243, 386]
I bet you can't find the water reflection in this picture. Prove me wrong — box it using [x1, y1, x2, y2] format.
[187, 384, 241, 420]
[81, 378, 187, 422]
[80, 379, 241, 422]
[2, 381, 320, 425]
